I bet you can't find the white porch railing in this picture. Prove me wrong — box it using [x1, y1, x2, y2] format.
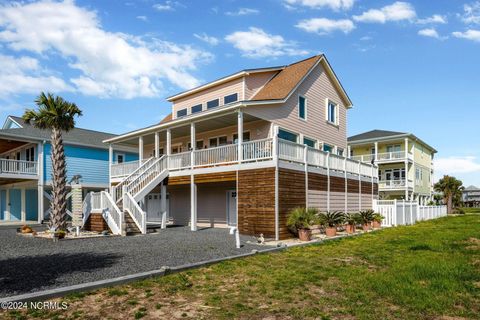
[194, 144, 238, 167]
[123, 191, 146, 234]
[376, 151, 412, 162]
[373, 199, 447, 227]
[379, 179, 413, 189]
[110, 138, 378, 181]
[351, 154, 374, 163]
[111, 160, 148, 178]
[0, 159, 38, 176]
[89, 191, 123, 235]
[112, 157, 156, 202]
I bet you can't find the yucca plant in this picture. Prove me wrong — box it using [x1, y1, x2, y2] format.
[320, 211, 345, 228]
[372, 212, 384, 229]
[358, 210, 375, 224]
[287, 207, 318, 241]
[344, 212, 361, 226]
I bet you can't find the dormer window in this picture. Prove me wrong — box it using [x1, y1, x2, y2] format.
[207, 99, 219, 109]
[191, 104, 202, 114]
[177, 108, 187, 118]
[224, 93, 238, 104]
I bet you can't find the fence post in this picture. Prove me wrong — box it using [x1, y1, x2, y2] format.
[402, 200, 406, 225]
[393, 199, 397, 226]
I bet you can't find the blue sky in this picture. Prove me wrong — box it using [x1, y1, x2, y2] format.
[0, 0, 479, 186]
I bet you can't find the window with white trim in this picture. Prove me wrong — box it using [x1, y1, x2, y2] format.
[176, 108, 187, 118]
[191, 104, 202, 114]
[278, 129, 298, 143]
[326, 100, 338, 125]
[303, 137, 315, 148]
[337, 148, 344, 156]
[298, 96, 306, 120]
[207, 99, 219, 109]
[233, 131, 250, 143]
[224, 93, 238, 104]
[323, 144, 333, 153]
[116, 153, 125, 164]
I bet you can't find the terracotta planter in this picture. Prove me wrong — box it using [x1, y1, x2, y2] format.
[298, 228, 312, 241]
[325, 227, 337, 237]
[372, 221, 381, 229]
[362, 224, 371, 231]
[345, 224, 355, 234]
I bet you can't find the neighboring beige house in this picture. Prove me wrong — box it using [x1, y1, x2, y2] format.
[88, 55, 378, 240]
[348, 130, 436, 204]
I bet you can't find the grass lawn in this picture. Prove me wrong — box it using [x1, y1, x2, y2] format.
[463, 207, 480, 214]
[4, 215, 480, 320]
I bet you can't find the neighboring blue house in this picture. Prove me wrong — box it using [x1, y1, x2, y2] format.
[0, 115, 138, 224]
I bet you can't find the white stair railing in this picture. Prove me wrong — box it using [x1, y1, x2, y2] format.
[90, 191, 123, 235]
[123, 191, 146, 234]
[82, 192, 92, 227]
[125, 156, 168, 200]
[112, 157, 156, 202]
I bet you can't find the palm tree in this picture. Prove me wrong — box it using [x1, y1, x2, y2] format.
[23, 92, 82, 231]
[434, 175, 464, 214]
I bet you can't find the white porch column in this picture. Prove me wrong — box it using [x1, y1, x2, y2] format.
[374, 142, 378, 161]
[37, 141, 44, 223]
[155, 132, 160, 158]
[108, 144, 113, 181]
[190, 122, 196, 168]
[166, 129, 172, 156]
[160, 182, 167, 229]
[237, 110, 243, 162]
[139, 136, 144, 162]
[347, 145, 351, 159]
[21, 188, 26, 222]
[190, 176, 197, 231]
[405, 138, 409, 158]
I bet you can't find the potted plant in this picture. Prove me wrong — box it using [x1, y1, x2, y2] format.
[372, 213, 384, 228]
[344, 213, 360, 234]
[286, 207, 318, 241]
[359, 210, 374, 231]
[320, 211, 344, 237]
[20, 225, 34, 234]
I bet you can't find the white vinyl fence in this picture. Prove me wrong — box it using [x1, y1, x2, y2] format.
[373, 200, 447, 227]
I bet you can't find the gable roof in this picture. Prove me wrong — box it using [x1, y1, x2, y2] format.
[464, 185, 480, 191]
[348, 130, 407, 142]
[251, 55, 321, 101]
[0, 116, 116, 149]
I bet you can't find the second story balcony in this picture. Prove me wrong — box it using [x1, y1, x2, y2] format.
[378, 179, 414, 190]
[351, 151, 413, 164]
[110, 138, 378, 181]
[0, 158, 38, 179]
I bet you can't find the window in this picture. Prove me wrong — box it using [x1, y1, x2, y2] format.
[387, 145, 401, 153]
[224, 93, 238, 104]
[172, 146, 180, 154]
[191, 104, 202, 114]
[323, 144, 333, 153]
[188, 140, 204, 150]
[337, 148, 344, 156]
[416, 168, 423, 183]
[176, 108, 187, 118]
[115, 153, 125, 163]
[209, 136, 228, 147]
[207, 99, 219, 109]
[298, 96, 306, 120]
[233, 131, 250, 143]
[25, 147, 35, 162]
[278, 129, 298, 143]
[303, 137, 315, 148]
[327, 100, 338, 125]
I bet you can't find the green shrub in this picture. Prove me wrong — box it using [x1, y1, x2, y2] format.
[286, 207, 318, 235]
[319, 211, 345, 228]
[344, 212, 361, 226]
[451, 208, 465, 215]
[372, 212, 384, 222]
[358, 210, 375, 224]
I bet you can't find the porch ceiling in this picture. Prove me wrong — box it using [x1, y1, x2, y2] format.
[0, 178, 36, 185]
[0, 139, 27, 154]
[116, 112, 263, 147]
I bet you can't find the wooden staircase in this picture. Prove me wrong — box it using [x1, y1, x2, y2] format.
[84, 213, 111, 233]
[123, 212, 142, 235]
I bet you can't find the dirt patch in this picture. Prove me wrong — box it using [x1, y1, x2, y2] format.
[464, 237, 480, 250]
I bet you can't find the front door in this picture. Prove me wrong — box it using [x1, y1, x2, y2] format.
[9, 189, 22, 221]
[227, 190, 237, 226]
[0, 190, 6, 220]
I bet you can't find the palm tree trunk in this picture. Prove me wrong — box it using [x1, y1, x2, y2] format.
[49, 127, 68, 231]
[447, 194, 453, 214]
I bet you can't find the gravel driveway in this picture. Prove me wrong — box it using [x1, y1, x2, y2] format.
[0, 226, 267, 298]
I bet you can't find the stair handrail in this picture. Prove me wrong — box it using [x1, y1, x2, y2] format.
[112, 157, 156, 203]
[125, 155, 167, 197]
[123, 191, 146, 234]
[100, 191, 123, 235]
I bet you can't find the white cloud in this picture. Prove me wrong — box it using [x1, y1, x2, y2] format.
[194, 33, 219, 46]
[225, 27, 309, 58]
[435, 156, 480, 175]
[296, 18, 355, 35]
[353, 2, 416, 24]
[452, 29, 480, 42]
[153, 1, 181, 11]
[284, 0, 355, 11]
[0, 0, 211, 98]
[136, 15, 148, 21]
[226, 8, 259, 16]
[461, 2, 480, 24]
[0, 54, 72, 96]
[417, 14, 447, 24]
[359, 36, 372, 41]
[418, 28, 444, 39]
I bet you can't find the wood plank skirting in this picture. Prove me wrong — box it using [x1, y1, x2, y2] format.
[238, 168, 276, 238]
[278, 169, 306, 239]
[83, 213, 111, 233]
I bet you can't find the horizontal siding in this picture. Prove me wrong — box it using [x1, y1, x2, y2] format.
[172, 77, 244, 118]
[245, 63, 348, 150]
[308, 190, 327, 211]
[245, 71, 278, 99]
[44, 144, 111, 185]
[330, 191, 345, 211]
